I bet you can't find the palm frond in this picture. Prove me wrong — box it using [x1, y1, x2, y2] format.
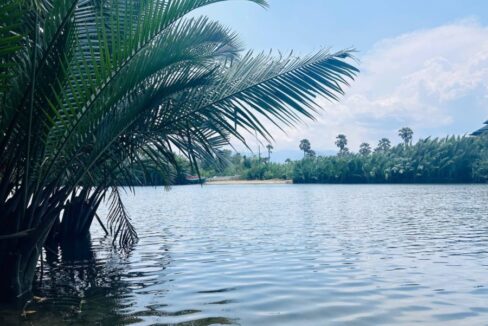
[106, 187, 138, 249]
[179, 49, 359, 141]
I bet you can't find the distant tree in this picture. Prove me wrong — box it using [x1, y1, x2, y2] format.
[359, 143, 372, 156]
[299, 139, 312, 157]
[307, 150, 316, 158]
[266, 144, 274, 161]
[194, 136, 488, 184]
[243, 155, 252, 169]
[232, 152, 242, 165]
[398, 127, 414, 146]
[335, 134, 349, 156]
[375, 138, 391, 152]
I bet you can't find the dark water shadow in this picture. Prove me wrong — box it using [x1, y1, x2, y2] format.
[0, 236, 142, 325]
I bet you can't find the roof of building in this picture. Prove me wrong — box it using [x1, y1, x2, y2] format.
[472, 121, 488, 136]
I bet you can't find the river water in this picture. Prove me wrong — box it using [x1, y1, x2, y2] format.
[3, 184, 488, 325]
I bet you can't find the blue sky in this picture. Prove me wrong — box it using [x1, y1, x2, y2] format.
[198, 1, 488, 159]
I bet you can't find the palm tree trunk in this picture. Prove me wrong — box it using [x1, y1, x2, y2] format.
[0, 234, 44, 301]
[0, 187, 65, 302]
[47, 187, 105, 245]
[0, 214, 59, 302]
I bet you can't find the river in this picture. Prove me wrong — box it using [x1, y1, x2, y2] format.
[3, 184, 488, 325]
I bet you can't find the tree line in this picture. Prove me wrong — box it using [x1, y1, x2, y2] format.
[195, 128, 488, 183]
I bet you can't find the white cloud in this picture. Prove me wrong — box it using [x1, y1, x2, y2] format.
[244, 19, 488, 153]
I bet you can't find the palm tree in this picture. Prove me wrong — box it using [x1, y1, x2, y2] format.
[266, 144, 274, 161]
[291, 134, 488, 183]
[0, 0, 358, 301]
[398, 127, 414, 146]
[299, 139, 312, 157]
[335, 134, 349, 155]
[359, 143, 372, 156]
[1, 1, 248, 299]
[375, 138, 391, 152]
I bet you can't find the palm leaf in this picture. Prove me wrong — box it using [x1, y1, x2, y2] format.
[106, 187, 137, 248]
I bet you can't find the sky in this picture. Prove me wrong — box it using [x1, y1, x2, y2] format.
[197, 0, 488, 160]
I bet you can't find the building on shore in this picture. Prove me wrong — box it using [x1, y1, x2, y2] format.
[472, 120, 488, 136]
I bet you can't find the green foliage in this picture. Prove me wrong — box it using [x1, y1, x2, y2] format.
[375, 138, 391, 152]
[140, 132, 488, 185]
[359, 142, 371, 156]
[293, 135, 488, 183]
[197, 152, 293, 180]
[195, 132, 488, 184]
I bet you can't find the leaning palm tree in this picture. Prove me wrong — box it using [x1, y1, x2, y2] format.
[1, 0, 244, 300]
[0, 0, 358, 302]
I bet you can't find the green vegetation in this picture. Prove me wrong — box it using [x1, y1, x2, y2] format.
[293, 133, 488, 183]
[199, 150, 293, 180]
[0, 0, 357, 301]
[199, 129, 488, 184]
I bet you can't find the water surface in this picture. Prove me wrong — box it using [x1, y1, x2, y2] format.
[4, 184, 488, 325]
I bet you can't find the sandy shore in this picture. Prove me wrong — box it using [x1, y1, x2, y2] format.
[205, 179, 292, 185]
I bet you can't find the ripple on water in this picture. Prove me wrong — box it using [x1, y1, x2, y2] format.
[2, 184, 488, 325]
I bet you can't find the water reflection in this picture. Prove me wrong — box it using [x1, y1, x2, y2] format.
[1, 236, 147, 325]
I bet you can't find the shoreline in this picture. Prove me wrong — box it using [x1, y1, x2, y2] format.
[205, 179, 292, 185]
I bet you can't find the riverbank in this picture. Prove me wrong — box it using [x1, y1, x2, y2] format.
[205, 179, 292, 185]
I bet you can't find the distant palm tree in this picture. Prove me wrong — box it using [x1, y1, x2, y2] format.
[359, 143, 372, 156]
[266, 144, 274, 161]
[335, 134, 349, 155]
[398, 127, 414, 146]
[291, 135, 488, 184]
[375, 138, 392, 152]
[299, 139, 312, 157]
